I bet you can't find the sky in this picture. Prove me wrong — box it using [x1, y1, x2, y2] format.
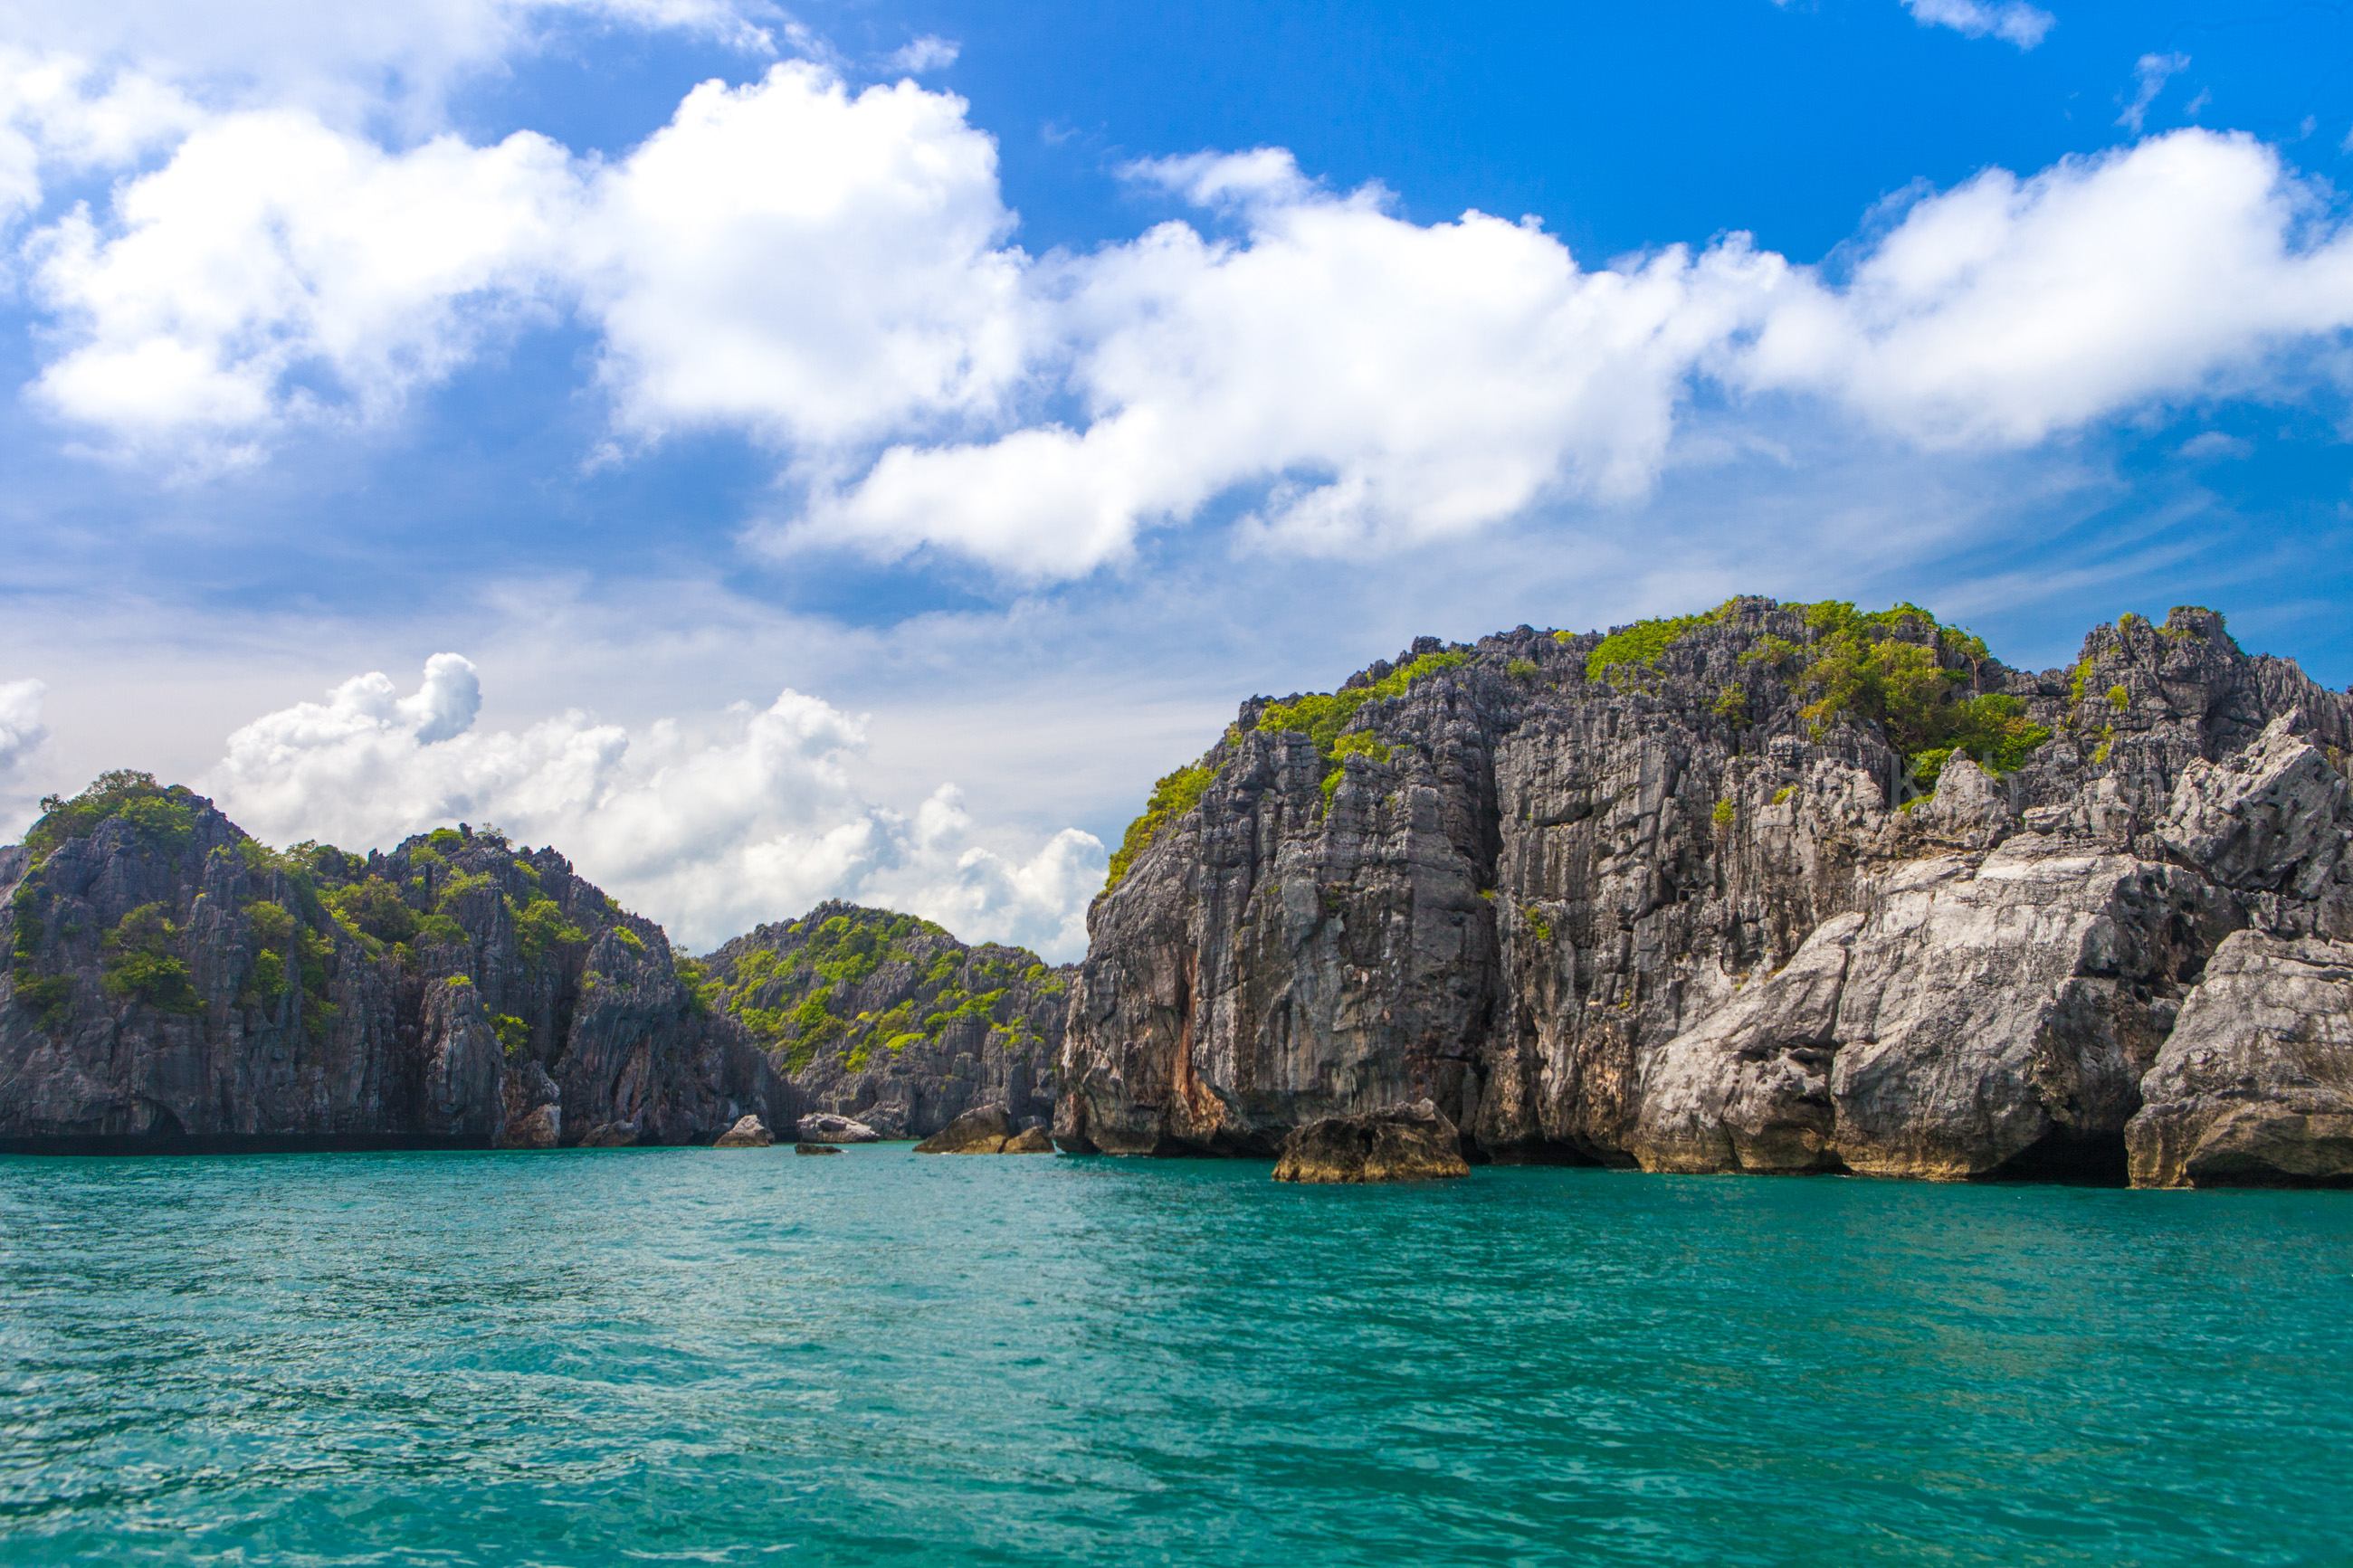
[4, 0, 2353, 958]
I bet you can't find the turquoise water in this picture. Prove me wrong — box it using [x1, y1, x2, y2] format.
[2, 1150, 2348, 1566]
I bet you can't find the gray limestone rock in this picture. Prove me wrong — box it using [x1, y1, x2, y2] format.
[2126, 931, 2353, 1187]
[2159, 717, 2352, 927]
[1912, 755, 2017, 848]
[1272, 1099, 1471, 1183]
[914, 1102, 1017, 1153]
[795, 1111, 881, 1143]
[910, 1102, 1053, 1153]
[500, 1102, 561, 1150]
[1631, 912, 1860, 1175]
[915, 1102, 1012, 1151]
[1823, 844, 2219, 1180]
[496, 1060, 562, 1150]
[1062, 599, 2353, 1186]
[1632, 841, 2227, 1180]
[713, 1114, 774, 1147]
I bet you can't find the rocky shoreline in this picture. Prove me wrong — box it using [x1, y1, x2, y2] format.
[5, 599, 2351, 1185]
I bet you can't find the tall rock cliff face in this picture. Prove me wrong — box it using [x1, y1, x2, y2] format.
[0, 776, 787, 1152]
[1058, 600, 2353, 1185]
[699, 902, 1068, 1138]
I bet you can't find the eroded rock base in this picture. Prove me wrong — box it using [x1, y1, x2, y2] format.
[1272, 1101, 1471, 1183]
[914, 1104, 1056, 1154]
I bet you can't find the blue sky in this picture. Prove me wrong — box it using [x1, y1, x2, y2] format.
[2, 0, 2352, 955]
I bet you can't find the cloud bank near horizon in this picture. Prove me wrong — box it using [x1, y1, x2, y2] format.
[6, 11, 2351, 579]
[0, 659, 1104, 960]
[195, 654, 1106, 958]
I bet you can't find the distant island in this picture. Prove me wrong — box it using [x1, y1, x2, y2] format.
[5, 599, 2349, 1188]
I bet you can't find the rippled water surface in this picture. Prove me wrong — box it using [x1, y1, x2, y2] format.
[3, 1148, 2349, 1565]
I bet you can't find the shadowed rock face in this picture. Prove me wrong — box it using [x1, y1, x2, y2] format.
[1, 783, 788, 1153]
[701, 903, 1070, 1140]
[1060, 600, 2353, 1185]
[1272, 1100, 1471, 1183]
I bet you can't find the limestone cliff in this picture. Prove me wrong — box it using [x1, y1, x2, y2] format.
[0, 775, 787, 1151]
[1058, 599, 2353, 1186]
[699, 902, 1067, 1138]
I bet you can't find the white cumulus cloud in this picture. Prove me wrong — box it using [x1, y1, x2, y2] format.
[0, 49, 200, 235]
[23, 60, 1029, 468]
[577, 61, 1029, 451]
[795, 154, 1786, 574]
[1737, 130, 2353, 446]
[882, 35, 958, 74]
[29, 109, 579, 463]
[202, 655, 1105, 958]
[17, 39, 2353, 581]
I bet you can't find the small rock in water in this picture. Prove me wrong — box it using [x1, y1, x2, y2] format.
[795, 1143, 843, 1156]
[579, 1123, 639, 1148]
[914, 1104, 1056, 1154]
[500, 1103, 561, 1150]
[713, 1115, 774, 1148]
[795, 1113, 881, 1144]
[1273, 1100, 1471, 1183]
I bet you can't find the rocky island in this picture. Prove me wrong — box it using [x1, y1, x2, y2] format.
[0, 785, 1074, 1152]
[0, 789, 786, 1151]
[5, 599, 2350, 1185]
[698, 903, 1066, 1140]
[1061, 600, 2353, 1188]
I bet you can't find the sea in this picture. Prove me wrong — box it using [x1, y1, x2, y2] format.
[2, 1145, 2348, 1566]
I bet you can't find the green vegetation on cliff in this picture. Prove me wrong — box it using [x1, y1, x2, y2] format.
[8, 884, 71, 1029]
[101, 904, 201, 1014]
[3, 782, 705, 1061]
[1103, 650, 1477, 895]
[1743, 602, 2050, 783]
[1572, 608, 1725, 682]
[1256, 651, 1468, 818]
[1258, 651, 1468, 755]
[1105, 764, 1215, 891]
[26, 771, 196, 859]
[513, 897, 586, 960]
[700, 904, 1057, 1083]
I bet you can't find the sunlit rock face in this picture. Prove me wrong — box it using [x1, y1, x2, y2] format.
[1059, 599, 2353, 1186]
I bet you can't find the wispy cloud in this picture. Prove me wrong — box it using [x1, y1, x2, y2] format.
[1901, 0, 2055, 51]
[883, 34, 958, 74]
[2176, 430, 2250, 461]
[2120, 52, 2191, 132]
